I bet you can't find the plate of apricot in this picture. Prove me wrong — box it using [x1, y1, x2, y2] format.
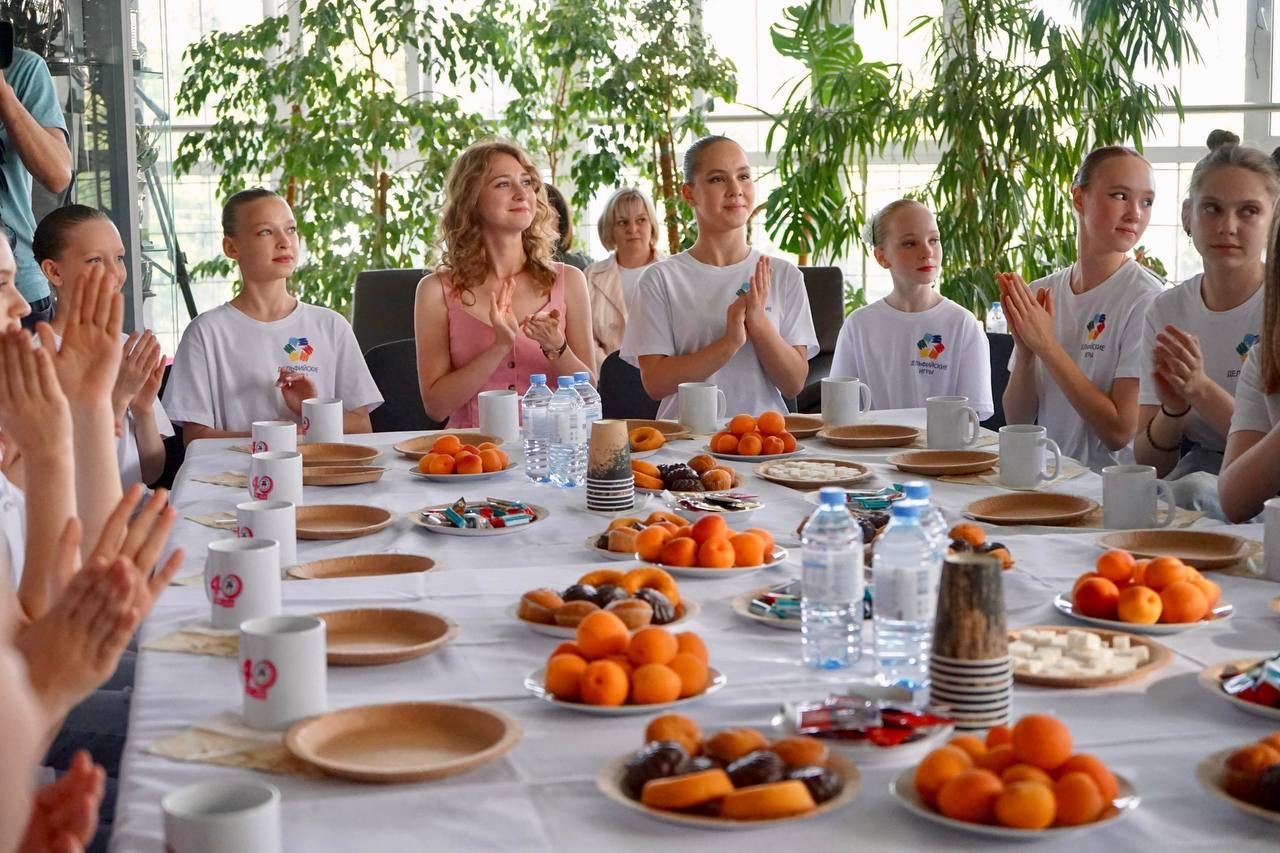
[1057, 549, 1231, 634]
[408, 435, 513, 481]
[638, 516, 787, 576]
[706, 411, 806, 460]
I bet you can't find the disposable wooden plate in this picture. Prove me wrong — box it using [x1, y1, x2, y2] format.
[784, 413, 826, 439]
[1097, 530, 1250, 570]
[525, 666, 726, 715]
[393, 432, 502, 460]
[507, 598, 700, 639]
[1054, 593, 1233, 634]
[729, 586, 801, 631]
[965, 493, 1097, 526]
[596, 752, 861, 830]
[294, 504, 394, 540]
[297, 443, 381, 466]
[410, 503, 549, 536]
[887, 450, 998, 476]
[288, 553, 437, 580]
[284, 701, 520, 783]
[1008, 625, 1171, 688]
[302, 465, 386, 486]
[1197, 659, 1280, 722]
[1196, 748, 1280, 825]
[626, 419, 691, 440]
[818, 424, 919, 448]
[754, 458, 872, 490]
[315, 608, 458, 665]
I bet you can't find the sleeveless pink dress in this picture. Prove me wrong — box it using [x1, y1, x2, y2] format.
[443, 264, 568, 428]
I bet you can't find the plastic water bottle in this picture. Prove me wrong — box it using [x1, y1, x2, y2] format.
[548, 376, 586, 487]
[872, 502, 939, 705]
[521, 374, 553, 483]
[903, 481, 948, 558]
[986, 300, 1007, 334]
[800, 486, 865, 669]
[573, 371, 603, 431]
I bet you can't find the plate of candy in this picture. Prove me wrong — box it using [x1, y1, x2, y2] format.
[1198, 654, 1280, 722]
[411, 498, 548, 536]
[773, 693, 955, 765]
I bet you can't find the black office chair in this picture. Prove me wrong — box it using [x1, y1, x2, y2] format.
[982, 331, 1014, 430]
[351, 268, 426, 355]
[796, 265, 845, 413]
[599, 351, 659, 419]
[364, 338, 447, 432]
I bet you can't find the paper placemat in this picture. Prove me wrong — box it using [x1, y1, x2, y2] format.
[906, 432, 999, 451]
[186, 511, 236, 530]
[142, 628, 237, 657]
[145, 710, 320, 777]
[1210, 539, 1268, 580]
[229, 443, 253, 454]
[941, 461, 1089, 490]
[171, 574, 204, 587]
[193, 471, 248, 488]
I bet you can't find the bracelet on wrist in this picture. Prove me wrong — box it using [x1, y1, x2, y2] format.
[1160, 402, 1192, 419]
[542, 338, 568, 360]
[1145, 414, 1182, 453]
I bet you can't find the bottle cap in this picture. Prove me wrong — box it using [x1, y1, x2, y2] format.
[903, 481, 931, 500]
[891, 502, 921, 519]
[818, 487, 846, 507]
[573, 371, 589, 382]
[557, 376, 575, 388]
[529, 373, 546, 384]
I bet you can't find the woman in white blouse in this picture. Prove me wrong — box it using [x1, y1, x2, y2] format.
[583, 187, 662, 368]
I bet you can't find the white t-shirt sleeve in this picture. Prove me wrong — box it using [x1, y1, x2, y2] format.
[775, 263, 819, 358]
[620, 268, 676, 367]
[161, 321, 215, 427]
[955, 313, 994, 419]
[1137, 296, 1162, 406]
[1229, 348, 1274, 434]
[329, 314, 383, 412]
[829, 312, 859, 379]
[1113, 289, 1157, 381]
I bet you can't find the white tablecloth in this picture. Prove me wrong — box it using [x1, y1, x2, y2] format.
[110, 410, 1280, 851]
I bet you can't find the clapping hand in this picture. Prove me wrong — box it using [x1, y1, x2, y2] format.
[1153, 325, 1208, 407]
[742, 256, 773, 334]
[35, 262, 122, 411]
[521, 307, 563, 352]
[489, 278, 520, 350]
[0, 327, 72, 463]
[114, 331, 163, 417]
[19, 750, 104, 853]
[998, 272, 1055, 356]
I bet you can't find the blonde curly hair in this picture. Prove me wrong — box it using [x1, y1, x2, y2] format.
[437, 140, 558, 305]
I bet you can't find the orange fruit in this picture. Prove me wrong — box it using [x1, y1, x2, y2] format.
[737, 434, 763, 456]
[659, 537, 699, 567]
[544, 653, 588, 701]
[757, 410, 786, 436]
[432, 435, 462, 455]
[1011, 715, 1073, 772]
[1259, 733, 1280, 753]
[426, 453, 456, 475]
[1072, 572, 1101, 597]
[995, 780, 1056, 830]
[635, 526, 674, 561]
[761, 435, 785, 455]
[631, 663, 682, 704]
[1056, 754, 1118, 802]
[546, 641, 582, 663]
[728, 532, 766, 567]
[1001, 763, 1054, 786]
[479, 448, 506, 472]
[948, 735, 988, 762]
[602, 653, 634, 678]
[976, 744, 1018, 775]
[986, 725, 1013, 749]
[779, 431, 798, 452]
[645, 714, 702, 755]
[1073, 577, 1120, 620]
[937, 768, 1004, 823]
[729, 414, 756, 436]
[454, 452, 483, 475]
[652, 521, 680, 535]
[710, 432, 739, 454]
[744, 528, 775, 558]
[668, 651, 709, 698]
[672, 525, 693, 539]
[579, 659, 629, 706]
[417, 453, 434, 473]
[458, 443, 481, 456]
[675, 632, 708, 664]
[1117, 585, 1162, 624]
[1190, 575, 1221, 609]
[1159, 580, 1208, 623]
[697, 536, 735, 569]
[915, 746, 974, 805]
[689, 515, 729, 544]
[1053, 771, 1104, 826]
[1143, 556, 1189, 591]
[627, 627, 678, 667]
[1095, 549, 1136, 584]
[1133, 558, 1151, 586]
[575, 610, 631, 660]
[477, 441, 498, 451]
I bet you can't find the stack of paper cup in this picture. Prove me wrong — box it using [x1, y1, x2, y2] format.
[929, 551, 1011, 730]
[586, 419, 635, 512]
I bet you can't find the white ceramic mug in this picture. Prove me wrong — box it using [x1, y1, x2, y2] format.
[820, 376, 872, 427]
[677, 382, 727, 435]
[248, 450, 302, 506]
[250, 420, 296, 455]
[162, 780, 282, 853]
[926, 396, 980, 449]
[998, 425, 1062, 488]
[301, 397, 343, 444]
[239, 614, 327, 731]
[1263, 497, 1280, 582]
[236, 499, 297, 572]
[1102, 465, 1175, 529]
[478, 389, 519, 444]
[204, 539, 281, 630]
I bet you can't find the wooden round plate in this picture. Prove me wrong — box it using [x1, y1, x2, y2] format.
[729, 586, 800, 631]
[965, 493, 1098, 526]
[1197, 659, 1280, 722]
[596, 752, 861, 829]
[887, 450, 998, 476]
[303, 465, 386, 486]
[410, 503, 549, 536]
[784, 413, 826, 439]
[294, 504, 394, 540]
[288, 553, 436, 580]
[1196, 748, 1280, 825]
[1053, 592, 1233, 634]
[819, 424, 919, 448]
[1096, 530, 1251, 570]
[393, 431, 502, 460]
[1008, 625, 1171, 688]
[297, 443, 381, 466]
[754, 458, 872, 490]
[507, 598, 701, 639]
[525, 666, 726, 714]
[407, 462, 518, 482]
[315, 608, 458, 665]
[625, 419, 691, 441]
[284, 701, 520, 783]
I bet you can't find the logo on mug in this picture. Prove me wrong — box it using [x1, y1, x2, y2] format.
[252, 440, 268, 453]
[251, 474, 274, 499]
[242, 658, 278, 700]
[210, 573, 243, 608]
[916, 333, 945, 359]
[236, 525, 253, 539]
[1237, 333, 1260, 362]
[301, 416, 310, 435]
[283, 336, 313, 363]
[1086, 313, 1107, 341]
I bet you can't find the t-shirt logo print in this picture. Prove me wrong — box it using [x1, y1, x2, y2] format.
[283, 336, 314, 363]
[916, 333, 945, 360]
[1086, 313, 1107, 341]
[1237, 333, 1260, 362]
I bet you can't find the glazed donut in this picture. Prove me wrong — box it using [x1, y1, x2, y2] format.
[578, 569, 626, 587]
[640, 768, 734, 810]
[620, 567, 680, 607]
[630, 427, 665, 452]
[718, 780, 816, 820]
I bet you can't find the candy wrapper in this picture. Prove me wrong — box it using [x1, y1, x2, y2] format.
[1220, 652, 1280, 708]
[783, 694, 952, 747]
[420, 498, 535, 530]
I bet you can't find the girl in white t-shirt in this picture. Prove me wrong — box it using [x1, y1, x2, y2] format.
[621, 136, 818, 418]
[1136, 134, 1276, 496]
[33, 205, 172, 489]
[830, 199, 992, 418]
[1000, 147, 1162, 469]
[165, 189, 383, 441]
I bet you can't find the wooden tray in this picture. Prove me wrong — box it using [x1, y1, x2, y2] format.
[1196, 748, 1280, 825]
[784, 413, 826, 439]
[297, 443, 380, 466]
[887, 450, 998, 476]
[1054, 593, 1233, 634]
[596, 752, 861, 830]
[284, 701, 520, 783]
[1008, 625, 1170, 688]
[754, 458, 872, 490]
[819, 424, 919, 448]
[626, 419, 691, 440]
[303, 465, 386, 486]
[393, 432, 502, 460]
[1198, 659, 1280, 721]
[1097, 530, 1251, 570]
[294, 504, 394, 540]
[965, 493, 1097, 525]
[288, 553, 436, 580]
[316, 608, 458, 665]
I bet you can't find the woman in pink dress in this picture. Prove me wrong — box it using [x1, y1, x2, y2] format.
[414, 140, 595, 428]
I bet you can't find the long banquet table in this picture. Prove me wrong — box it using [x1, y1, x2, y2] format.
[110, 409, 1280, 851]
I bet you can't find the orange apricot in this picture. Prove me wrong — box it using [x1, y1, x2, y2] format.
[431, 435, 462, 455]
[761, 436, 785, 456]
[426, 453, 456, 475]
[779, 431, 798, 452]
[1159, 580, 1208, 623]
[631, 663, 682, 704]
[995, 780, 1056, 830]
[458, 443, 481, 456]
[1095, 549, 1136, 585]
[1072, 572, 1102, 598]
[1053, 772, 1104, 826]
[736, 434, 763, 456]
[1057, 754, 1118, 802]
[1011, 715, 1073, 772]
[986, 725, 1013, 749]
[1001, 763, 1054, 786]
[479, 448, 506, 472]
[675, 631, 708, 664]
[454, 452, 483, 475]
[668, 652, 709, 698]
[937, 769, 1004, 823]
[546, 641, 583, 663]
[579, 659, 629, 706]
[1117, 585, 1162, 624]
[671, 525, 693, 540]
[416, 453, 435, 473]
[948, 735, 988, 762]
[1073, 577, 1120, 620]
[645, 714, 702, 754]
[690, 515, 729, 544]
[729, 532, 766, 567]
[710, 432, 739, 454]
[915, 746, 974, 805]
[659, 537, 699, 568]
[477, 441, 498, 451]
[729, 414, 756, 436]
[544, 653, 588, 702]
[744, 528, 775, 558]
[1143, 556, 1189, 591]
[977, 744, 1019, 775]
[697, 536, 736, 569]
[1190, 575, 1221, 609]
[757, 410, 786, 436]
[601, 653, 634, 679]
[635, 526, 674, 562]
[575, 610, 631, 660]
[1133, 558, 1151, 586]
[627, 627, 678, 667]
